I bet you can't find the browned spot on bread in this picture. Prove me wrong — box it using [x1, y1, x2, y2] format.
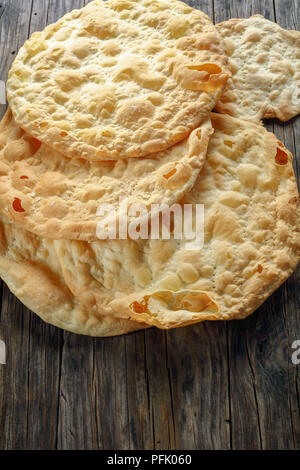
[163, 168, 177, 179]
[188, 63, 222, 75]
[275, 147, 288, 165]
[12, 197, 25, 213]
[130, 296, 149, 314]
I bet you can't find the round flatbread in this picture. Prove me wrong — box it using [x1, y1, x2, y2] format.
[0, 109, 212, 241]
[215, 15, 300, 121]
[54, 114, 300, 329]
[7, 0, 229, 160]
[0, 214, 145, 336]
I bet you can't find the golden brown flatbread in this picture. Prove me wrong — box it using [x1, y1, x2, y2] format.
[7, 0, 229, 160]
[0, 214, 146, 336]
[0, 109, 212, 241]
[215, 15, 300, 121]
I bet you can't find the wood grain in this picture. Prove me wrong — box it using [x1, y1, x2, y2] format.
[0, 0, 299, 450]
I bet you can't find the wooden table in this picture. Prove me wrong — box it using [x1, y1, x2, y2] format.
[0, 0, 299, 450]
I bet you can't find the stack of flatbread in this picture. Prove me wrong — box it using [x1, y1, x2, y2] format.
[0, 0, 299, 336]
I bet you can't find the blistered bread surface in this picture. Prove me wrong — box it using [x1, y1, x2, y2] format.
[7, 0, 229, 160]
[40, 114, 300, 329]
[0, 109, 212, 241]
[215, 15, 300, 121]
[0, 214, 146, 336]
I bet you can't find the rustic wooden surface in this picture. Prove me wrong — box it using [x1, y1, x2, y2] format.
[0, 0, 299, 450]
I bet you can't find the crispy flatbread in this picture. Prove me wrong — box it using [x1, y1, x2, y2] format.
[0, 109, 212, 241]
[215, 15, 300, 121]
[0, 214, 146, 336]
[7, 0, 229, 160]
[28, 114, 300, 330]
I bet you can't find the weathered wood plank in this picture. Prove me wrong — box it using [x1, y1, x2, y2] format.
[143, 330, 176, 449]
[57, 333, 97, 450]
[228, 298, 298, 449]
[274, 0, 299, 29]
[166, 323, 230, 449]
[226, 315, 262, 450]
[124, 331, 154, 449]
[46, 0, 87, 24]
[0, 288, 29, 449]
[187, 0, 214, 19]
[92, 334, 146, 450]
[214, 0, 275, 24]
